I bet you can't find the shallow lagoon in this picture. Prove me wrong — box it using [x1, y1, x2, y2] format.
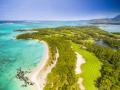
[98, 24, 120, 32]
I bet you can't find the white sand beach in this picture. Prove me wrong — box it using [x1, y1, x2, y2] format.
[28, 41, 59, 90]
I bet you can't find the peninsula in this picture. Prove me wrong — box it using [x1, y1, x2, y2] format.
[16, 26, 120, 90]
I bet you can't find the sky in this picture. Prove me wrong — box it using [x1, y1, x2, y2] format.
[0, 0, 120, 20]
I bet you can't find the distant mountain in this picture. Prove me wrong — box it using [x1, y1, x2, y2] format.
[112, 15, 120, 21]
[90, 14, 120, 25]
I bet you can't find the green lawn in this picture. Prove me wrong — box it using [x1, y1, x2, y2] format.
[71, 42, 102, 90]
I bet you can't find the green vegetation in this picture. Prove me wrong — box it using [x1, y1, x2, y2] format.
[44, 38, 79, 90]
[85, 43, 120, 90]
[16, 26, 120, 90]
[18, 35, 80, 89]
[71, 42, 102, 90]
[103, 37, 120, 49]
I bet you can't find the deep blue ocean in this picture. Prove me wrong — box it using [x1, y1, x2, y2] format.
[0, 21, 120, 90]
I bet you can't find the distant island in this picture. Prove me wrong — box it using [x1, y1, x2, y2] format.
[90, 14, 120, 25]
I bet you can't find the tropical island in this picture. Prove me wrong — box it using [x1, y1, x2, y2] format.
[16, 26, 120, 90]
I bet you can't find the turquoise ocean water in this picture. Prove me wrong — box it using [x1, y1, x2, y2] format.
[98, 24, 120, 32]
[0, 21, 120, 90]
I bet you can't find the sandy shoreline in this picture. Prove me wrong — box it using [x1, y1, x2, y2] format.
[28, 41, 85, 90]
[75, 52, 86, 90]
[28, 41, 49, 90]
[28, 41, 59, 90]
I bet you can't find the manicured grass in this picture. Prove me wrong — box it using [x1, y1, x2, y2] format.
[87, 38, 94, 44]
[71, 42, 102, 90]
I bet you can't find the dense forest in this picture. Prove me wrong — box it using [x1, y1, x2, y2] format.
[16, 26, 120, 90]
